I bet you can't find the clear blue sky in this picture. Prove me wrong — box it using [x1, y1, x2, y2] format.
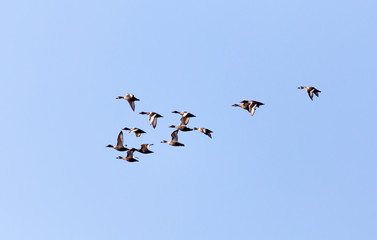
[1, 0, 377, 239]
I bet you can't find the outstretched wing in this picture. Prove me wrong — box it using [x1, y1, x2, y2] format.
[127, 100, 136, 111]
[180, 116, 190, 125]
[171, 130, 179, 142]
[308, 89, 314, 100]
[249, 104, 256, 116]
[150, 114, 158, 128]
[116, 131, 124, 146]
[126, 149, 135, 158]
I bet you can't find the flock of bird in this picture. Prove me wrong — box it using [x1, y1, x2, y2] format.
[107, 86, 321, 163]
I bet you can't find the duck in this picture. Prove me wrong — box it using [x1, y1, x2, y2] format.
[161, 130, 185, 146]
[122, 127, 146, 137]
[116, 93, 140, 111]
[193, 127, 213, 138]
[106, 131, 128, 151]
[116, 148, 138, 162]
[172, 111, 196, 125]
[136, 144, 154, 154]
[243, 100, 264, 116]
[298, 86, 321, 100]
[139, 112, 163, 128]
[169, 124, 193, 132]
[233, 100, 264, 116]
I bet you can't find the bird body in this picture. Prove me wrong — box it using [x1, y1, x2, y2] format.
[139, 112, 163, 128]
[169, 124, 193, 132]
[123, 127, 146, 137]
[161, 130, 185, 146]
[137, 144, 154, 154]
[116, 93, 140, 111]
[193, 127, 213, 138]
[106, 131, 128, 151]
[233, 100, 264, 116]
[298, 86, 321, 100]
[116, 148, 138, 162]
[172, 111, 196, 125]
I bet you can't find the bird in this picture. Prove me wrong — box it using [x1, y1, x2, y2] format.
[139, 112, 163, 128]
[233, 100, 264, 116]
[193, 127, 213, 138]
[242, 100, 264, 116]
[122, 127, 146, 137]
[298, 86, 321, 100]
[116, 93, 140, 111]
[172, 111, 196, 125]
[136, 144, 154, 154]
[169, 124, 193, 132]
[106, 131, 128, 151]
[116, 148, 139, 162]
[161, 130, 185, 146]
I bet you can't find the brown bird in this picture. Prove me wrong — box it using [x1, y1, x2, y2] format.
[116, 93, 140, 111]
[161, 130, 185, 146]
[193, 127, 213, 138]
[139, 112, 163, 128]
[106, 131, 128, 151]
[172, 111, 196, 125]
[116, 148, 138, 162]
[242, 100, 264, 116]
[169, 124, 193, 132]
[298, 86, 321, 100]
[233, 100, 264, 116]
[136, 144, 154, 154]
[122, 127, 146, 137]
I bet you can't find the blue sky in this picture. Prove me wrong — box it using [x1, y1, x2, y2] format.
[1, 0, 377, 239]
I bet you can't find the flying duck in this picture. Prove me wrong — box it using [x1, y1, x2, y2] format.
[193, 127, 213, 138]
[298, 86, 321, 100]
[116, 148, 138, 162]
[122, 127, 146, 137]
[161, 130, 185, 146]
[106, 131, 128, 151]
[139, 112, 163, 128]
[169, 124, 193, 132]
[172, 111, 196, 125]
[136, 144, 154, 154]
[116, 93, 140, 111]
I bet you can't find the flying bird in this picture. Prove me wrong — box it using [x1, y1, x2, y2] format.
[106, 131, 128, 151]
[172, 111, 196, 125]
[116, 148, 138, 162]
[136, 144, 154, 154]
[161, 130, 185, 146]
[116, 93, 140, 111]
[139, 112, 163, 128]
[122, 127, 146, 137]
[233, 100, 264, 116]
[193, 127, 213, 138]
[298, 86, 321, 100]
[169, 124, 193, 132]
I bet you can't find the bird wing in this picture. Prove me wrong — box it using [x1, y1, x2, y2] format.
[116, 131, 124, 146]
[150, 114, 158, 128]
[308, 89, 314, 100]
[180, 116, 190, 125]
[171, 130, 179, 141]
[249, 104, 256, 116]
[127, 100, 136, 111]
[314, 89, 320, 97]
[126, 149, 134, 158]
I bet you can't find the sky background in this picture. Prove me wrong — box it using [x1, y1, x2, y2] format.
[1, 0, 377, 239]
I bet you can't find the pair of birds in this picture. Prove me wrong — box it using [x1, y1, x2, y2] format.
[232, 86, 321, 116]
